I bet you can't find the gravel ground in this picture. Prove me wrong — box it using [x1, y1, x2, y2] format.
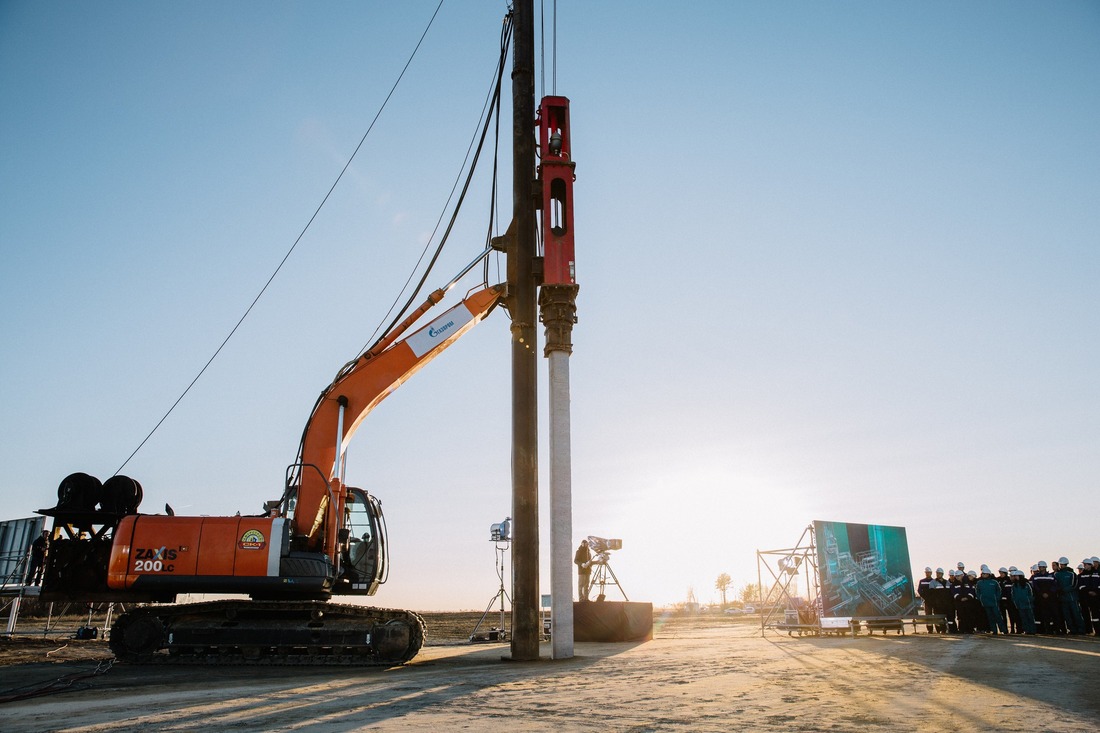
[2, 614, 1098, 732]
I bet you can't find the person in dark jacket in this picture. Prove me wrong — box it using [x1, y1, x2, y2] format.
[917, 567, 936, 632]
[1031, 561, 1062, 634]
[27, 531, 48, 586]
[945, 570, 960, 632]
[1082, 558, 1100, 635]
[998, 567, 1017, 634]
[952, 574, 979, 634]
[574, 540, 591, 602]
[1075, 562, 1093, 634]
[929, 568, 950, 633]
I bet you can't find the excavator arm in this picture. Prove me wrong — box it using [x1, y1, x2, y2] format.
[291, 283, 505, 557]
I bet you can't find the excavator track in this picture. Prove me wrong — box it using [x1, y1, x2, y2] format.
[109, 600, 425, 666]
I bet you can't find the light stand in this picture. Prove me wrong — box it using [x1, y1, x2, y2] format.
[470, 518, 512, 642]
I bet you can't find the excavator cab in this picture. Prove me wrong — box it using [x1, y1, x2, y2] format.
[335, 487, 386, 596]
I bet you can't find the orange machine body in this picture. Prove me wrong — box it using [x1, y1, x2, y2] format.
[107, 514, 292, 595]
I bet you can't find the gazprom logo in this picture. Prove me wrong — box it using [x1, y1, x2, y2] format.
[428, 320, 456, 338]
[408, 305, 475, 358]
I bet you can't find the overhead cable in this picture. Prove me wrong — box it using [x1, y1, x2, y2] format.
[360, 12, 513, 357]
[114, 1, 446, 475]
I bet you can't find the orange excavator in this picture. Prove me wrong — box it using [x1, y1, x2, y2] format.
[36, 282, 504, 665]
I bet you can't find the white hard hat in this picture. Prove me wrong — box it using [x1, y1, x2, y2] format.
[957, 562, 965, 568]
[1079, 563, 1085, 570]
[1058, 556, 1069, 565]
[924, 566, 932, 572]
[1012, 569, 1025, 577]
[980, 564, 991, 574]
[1009, 566, 1018, 572]
[967, 570, 977, 578]
[1091, 556, 1099, 564]
[935, 567, 944, 574]
[998, 567, 1008, 573]
[1030, 564, 1037, 572]
[1038, 560, 1048, 568]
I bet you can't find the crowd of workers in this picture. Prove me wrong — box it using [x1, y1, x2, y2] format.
[917, 557, 1100, 635]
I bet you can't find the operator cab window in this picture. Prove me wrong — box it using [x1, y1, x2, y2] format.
[345, 492, 377, 580]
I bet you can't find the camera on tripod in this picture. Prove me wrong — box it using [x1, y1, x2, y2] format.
[587, 536, 621, 558]
[584, 536, 628, 601]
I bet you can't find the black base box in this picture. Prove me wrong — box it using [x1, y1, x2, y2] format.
[573, 601, 653, 642]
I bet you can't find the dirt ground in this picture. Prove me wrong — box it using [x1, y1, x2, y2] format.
[2, 614, 1098, 732]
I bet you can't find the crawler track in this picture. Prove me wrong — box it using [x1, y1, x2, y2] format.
[109, 600, 425, 666]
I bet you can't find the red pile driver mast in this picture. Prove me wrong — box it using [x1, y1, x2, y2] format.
[537, 94, 579, 659]
[538, 96, 577, 286]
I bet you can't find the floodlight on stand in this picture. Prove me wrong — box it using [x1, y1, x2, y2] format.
[472, 516, 513, 642]
[490, 517, 512, 543]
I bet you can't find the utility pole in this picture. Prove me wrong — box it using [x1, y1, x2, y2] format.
[508, 0, 540, 662]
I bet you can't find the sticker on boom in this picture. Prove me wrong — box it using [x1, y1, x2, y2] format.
[238, 529, 266, 550]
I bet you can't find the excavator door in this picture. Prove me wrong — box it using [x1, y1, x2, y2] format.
[336, 487, 386, 595]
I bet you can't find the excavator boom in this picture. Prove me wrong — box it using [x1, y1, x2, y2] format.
[294, 284, 505, 558]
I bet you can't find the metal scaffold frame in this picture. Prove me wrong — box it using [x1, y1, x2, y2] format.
[756, 524, 821, 636]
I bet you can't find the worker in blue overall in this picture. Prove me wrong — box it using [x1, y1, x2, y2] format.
[975, 565, 1007, 634]
[1053, 556, 1084, 634]
[1010, 570, 1037, 634]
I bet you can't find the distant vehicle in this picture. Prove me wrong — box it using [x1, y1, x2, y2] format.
[724, 608, 744, 615]
[743, 605, 756, 614]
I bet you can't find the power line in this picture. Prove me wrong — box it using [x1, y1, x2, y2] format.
[114, 1, 446, 475]
[360, 12, 514, 357]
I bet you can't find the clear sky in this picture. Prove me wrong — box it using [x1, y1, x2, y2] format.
[2, 1, 1098, 611]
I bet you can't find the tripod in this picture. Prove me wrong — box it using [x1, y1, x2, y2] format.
[589, 558, 628, 601]
[470, 541, 511, 641]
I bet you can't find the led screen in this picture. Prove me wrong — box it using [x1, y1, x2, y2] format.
[813, 520, 915, 617]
